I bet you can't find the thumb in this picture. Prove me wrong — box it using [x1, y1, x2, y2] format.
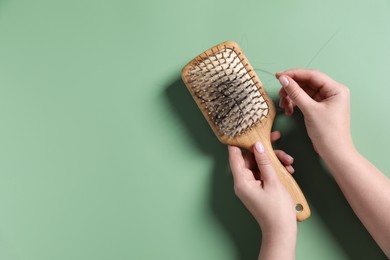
[253, 142, 278, 185]
[278, 75, 315, 113]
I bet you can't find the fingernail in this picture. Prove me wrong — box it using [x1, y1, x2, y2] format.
[279, 76, 289, 88]
[255, 142, 264, 153]
[286, 165, 295, 174]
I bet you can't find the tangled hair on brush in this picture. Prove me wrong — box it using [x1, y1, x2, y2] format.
[184, 44, 269, 137]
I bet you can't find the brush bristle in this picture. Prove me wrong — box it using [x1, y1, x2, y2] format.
[185, 44, 269, 137]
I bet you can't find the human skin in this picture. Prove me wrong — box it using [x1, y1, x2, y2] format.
[228, 142, 297, 260]
[228, 69, 390, 259]
[277, 69, 390, 257]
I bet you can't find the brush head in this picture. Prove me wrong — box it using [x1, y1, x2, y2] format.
[182, 41, 276, 150]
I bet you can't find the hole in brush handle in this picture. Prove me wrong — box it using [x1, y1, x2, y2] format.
[295, 203, 303, 212]
[269, 149, 311, 221]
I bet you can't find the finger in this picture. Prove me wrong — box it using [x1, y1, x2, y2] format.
[274, 150, 295, 174]
[278, 86, 287, 97]
[278, 75, 315, 114]
[278, 87, 287, 98]
[279, 96, 286, 109]
[278, 97, 284, 109]
[243, 149, 256, 170]
[278, 88, 289, 109]
[276, 69, 333, 88]
[228, 145, 244, 178]
[274, 150, 294, 165]
[253, 142, 278, 185]
[279, 87, 297, 114]
[286, 165, 295, 174]
[279, 95, 294, 115]
[270, 131, 281, 143]
[228, 145, 255, 182]
[285, 95, 295, 116]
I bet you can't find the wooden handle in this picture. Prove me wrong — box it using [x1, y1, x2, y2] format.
[264, 141, 311, 222]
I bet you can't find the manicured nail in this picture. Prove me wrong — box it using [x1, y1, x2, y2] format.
[255, 141, 264, 153]
[286, 154, 294, 162]
[286, 165, 295, 174]
[279, 76, 289, 88]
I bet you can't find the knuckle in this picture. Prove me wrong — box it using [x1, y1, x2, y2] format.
[255, 154, 271, 166]
[233, 182, 246, 196]
[288, 86, 301, 100]
[309, 69, 322, 76]
[267, 176, 278, 186]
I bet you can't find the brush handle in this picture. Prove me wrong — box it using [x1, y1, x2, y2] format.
[221, 119, 311, 221]
[263, 141, 311, 222]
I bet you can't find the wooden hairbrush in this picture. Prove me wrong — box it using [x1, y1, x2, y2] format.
[181, 41, 310, 221]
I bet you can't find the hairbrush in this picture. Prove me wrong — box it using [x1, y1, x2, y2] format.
[181, 41, 310, 221]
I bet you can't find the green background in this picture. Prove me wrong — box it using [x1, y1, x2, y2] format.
[0, 0, 389, 259]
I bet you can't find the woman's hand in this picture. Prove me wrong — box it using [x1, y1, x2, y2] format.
[276, 69, 353, 156]
[228, 141, 297, 260]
